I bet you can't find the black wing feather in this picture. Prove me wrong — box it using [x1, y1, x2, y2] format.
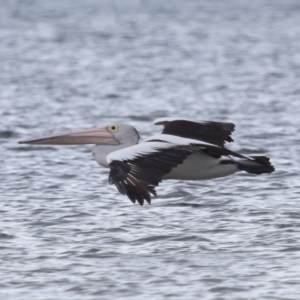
[108, 147, 193, 206]
[155, 119, 235, 147]
[191, 143, 246, 160]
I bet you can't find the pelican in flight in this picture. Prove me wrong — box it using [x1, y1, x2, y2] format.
[19, 117, 275, 206]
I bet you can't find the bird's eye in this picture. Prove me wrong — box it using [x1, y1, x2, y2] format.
[108, 125, 119, 132]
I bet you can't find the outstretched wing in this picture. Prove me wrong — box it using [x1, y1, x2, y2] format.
[107, 136, 247, 206]
[107, 133, 274, 206]
[108, 142, 194, 206]
[154, 117, 235, 147]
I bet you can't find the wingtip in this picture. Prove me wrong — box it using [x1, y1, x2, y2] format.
[137, 199, 144, 206]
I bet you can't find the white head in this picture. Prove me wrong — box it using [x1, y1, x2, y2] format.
[106, 124, 140, 146]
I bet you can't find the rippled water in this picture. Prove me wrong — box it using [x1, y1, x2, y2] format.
[1, 0, 300, 299]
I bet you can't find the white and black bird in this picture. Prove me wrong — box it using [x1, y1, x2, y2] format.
[19, 117, 275, 206]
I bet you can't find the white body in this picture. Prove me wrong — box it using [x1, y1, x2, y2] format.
[93, 134, 239, 180]
[163, 152, 238, 180]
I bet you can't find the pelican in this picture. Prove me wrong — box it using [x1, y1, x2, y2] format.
[19, 117, 275, 206]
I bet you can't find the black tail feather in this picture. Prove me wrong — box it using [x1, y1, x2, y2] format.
[238, 156, 275, 175]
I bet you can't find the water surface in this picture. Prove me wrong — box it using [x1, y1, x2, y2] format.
[1, 0, 300, 299]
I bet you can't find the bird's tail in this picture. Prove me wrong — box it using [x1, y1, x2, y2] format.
[237, 156, 275, 174]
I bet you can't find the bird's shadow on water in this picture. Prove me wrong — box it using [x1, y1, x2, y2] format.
[162, 202, 204, 208]
[156, 181, 235, 208]
[157, 197, 234, 208]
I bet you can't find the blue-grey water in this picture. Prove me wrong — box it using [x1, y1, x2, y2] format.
[1, 0, 300, 299]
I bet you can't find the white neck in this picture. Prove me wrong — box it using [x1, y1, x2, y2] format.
[92, 143, 134, 168]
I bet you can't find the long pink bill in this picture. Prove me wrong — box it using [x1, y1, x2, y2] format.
[18, 127, 119, 145]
